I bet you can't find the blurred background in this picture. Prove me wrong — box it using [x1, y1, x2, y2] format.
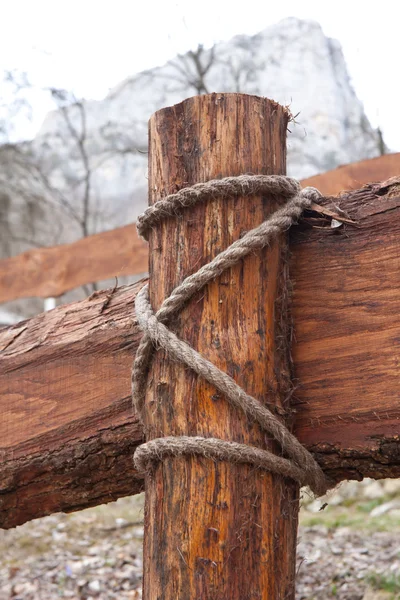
[1, 2, 400, 599]
[1, 0, 398, 322]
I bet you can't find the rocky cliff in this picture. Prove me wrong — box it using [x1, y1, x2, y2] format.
[34, 17, 381, 230]
[0, 17, 383, 319]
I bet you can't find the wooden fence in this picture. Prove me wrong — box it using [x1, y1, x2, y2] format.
[1, 93, 400, 599]
[1, 152, 400, 304]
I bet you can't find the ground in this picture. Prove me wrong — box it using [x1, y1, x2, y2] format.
[1, 479, 400, 600]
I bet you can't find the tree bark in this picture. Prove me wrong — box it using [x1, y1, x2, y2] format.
[142, 93, 298, 600]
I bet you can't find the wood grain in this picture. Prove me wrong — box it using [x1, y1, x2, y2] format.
[1, 153, 399, 303]
[1, 177, 400, 529]
[0, 282, 145, 528]
[291, 179, 400, 481]
[142, 94, 298, 600]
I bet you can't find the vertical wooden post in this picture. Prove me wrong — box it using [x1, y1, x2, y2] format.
[143, 93, 298, 599]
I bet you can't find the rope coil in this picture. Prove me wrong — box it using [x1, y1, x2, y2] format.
[132, 174, 331, 497]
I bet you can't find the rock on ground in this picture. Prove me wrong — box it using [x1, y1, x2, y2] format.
[1, 480, 400, 599]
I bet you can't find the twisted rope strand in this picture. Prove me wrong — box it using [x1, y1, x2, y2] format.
[135, 286, 328, 495]
[131, 174, 330, 496]
[134, 437, 308, 489]
[132, 189, 321, 416]
[137, 175, 305, 241]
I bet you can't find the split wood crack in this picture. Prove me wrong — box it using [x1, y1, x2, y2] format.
[131, 174, 336, 497]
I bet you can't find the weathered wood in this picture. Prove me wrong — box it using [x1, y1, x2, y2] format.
[1, 153, 399, 303]
[1, 182, 400, 530]
[0, 223, 147, 302]
[142, 94, 298, 599]
[0, 282, 145, 527]
[302, 152, 400, 195]
[292, 177, 400, 481]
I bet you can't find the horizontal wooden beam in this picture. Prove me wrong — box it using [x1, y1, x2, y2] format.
[1, 179, 400, 529]
[0, 224, 148, 303]
[1, 153, 399, 303]
[0, 282, 145, 527]
[301, 152, 400, 195]
[291, 177, 400, 479]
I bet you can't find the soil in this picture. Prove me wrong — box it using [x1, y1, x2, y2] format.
[1, 479, 400, 600]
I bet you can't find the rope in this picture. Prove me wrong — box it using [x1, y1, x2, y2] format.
[132, 174, 331, 496]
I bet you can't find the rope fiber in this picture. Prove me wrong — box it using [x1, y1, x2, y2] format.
[132, 174, 331, 496]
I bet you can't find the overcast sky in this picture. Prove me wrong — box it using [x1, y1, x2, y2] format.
[1, 0, 399, 149]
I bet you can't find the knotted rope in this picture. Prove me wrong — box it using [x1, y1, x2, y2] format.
[132, 174, 331, 497]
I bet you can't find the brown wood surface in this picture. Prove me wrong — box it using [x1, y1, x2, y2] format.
[302, 152, 400, 195]
[1, 176, 400, 530]
[292, 177, 400, 480]
[1, 153, 399, 304]
[0, 223, 147, 302]
[0, 282, 145, 527]
[142, 94, 298, 600]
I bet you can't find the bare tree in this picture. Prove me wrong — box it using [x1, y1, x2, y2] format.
[0, 69, 31, 142]
[173, 44, 216, 95]
[49, 89, 93, 238]
[146, 44, 217, 96]
[144, 36, 267, 99]
[0, 70, 147, 307]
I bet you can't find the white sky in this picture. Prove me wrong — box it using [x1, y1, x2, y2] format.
[1, 0, 399, 149]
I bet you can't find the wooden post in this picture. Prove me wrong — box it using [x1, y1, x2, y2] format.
[143, 93, 298, 599]
[3, 178, 400, 529]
